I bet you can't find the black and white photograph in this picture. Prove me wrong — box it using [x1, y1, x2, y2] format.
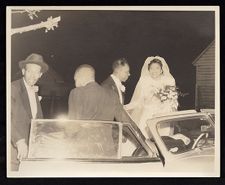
[6, 6, 220, 177]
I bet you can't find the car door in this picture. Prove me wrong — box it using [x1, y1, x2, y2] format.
[18, 119, 163, 177]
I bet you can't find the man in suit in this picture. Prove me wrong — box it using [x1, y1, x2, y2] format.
[101, 59, 138, 155]
[101, 58, 130, 105]
[68, 64, 142, 156]
[68, 64, 133, 122]
[11, 53, 48, 171]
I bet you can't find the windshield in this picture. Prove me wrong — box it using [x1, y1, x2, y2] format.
[28, 120, 122, 159]
[156, 116, 214, 154]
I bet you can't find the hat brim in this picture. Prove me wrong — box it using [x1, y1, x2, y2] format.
[19, 60, 49, 73]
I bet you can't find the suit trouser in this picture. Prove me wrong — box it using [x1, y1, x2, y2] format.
[11, 143, 20, 171]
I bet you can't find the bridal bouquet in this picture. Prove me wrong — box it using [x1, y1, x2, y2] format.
[156, 85, 179, 109]
[157, 86, 178, 102]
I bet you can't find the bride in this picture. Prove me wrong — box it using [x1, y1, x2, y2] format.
[125, 56, 179, 138]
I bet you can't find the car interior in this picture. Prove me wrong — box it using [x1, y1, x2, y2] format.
[157, 116, 214, 154]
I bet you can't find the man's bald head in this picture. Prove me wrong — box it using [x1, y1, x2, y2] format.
[74, 64, 95, 87]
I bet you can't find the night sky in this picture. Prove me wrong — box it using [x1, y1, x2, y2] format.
[11, 10, 215, 110]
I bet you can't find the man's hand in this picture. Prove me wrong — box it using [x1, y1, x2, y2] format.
[16, 139, 28, 161]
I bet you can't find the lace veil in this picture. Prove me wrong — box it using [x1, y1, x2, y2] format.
[129, 56, 176, 110]
[140, 56, 174, 80]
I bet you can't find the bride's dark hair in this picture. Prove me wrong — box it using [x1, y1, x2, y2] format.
[148, 59, 163, 71]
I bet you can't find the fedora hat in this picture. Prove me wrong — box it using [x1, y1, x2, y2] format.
[19, 53, 49, 73]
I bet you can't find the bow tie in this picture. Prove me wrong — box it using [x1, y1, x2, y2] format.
[29, 85, 39, 93]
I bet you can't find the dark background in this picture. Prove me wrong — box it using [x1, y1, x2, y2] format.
[1, 2, 224, 184]
[11, 10, 215, 118]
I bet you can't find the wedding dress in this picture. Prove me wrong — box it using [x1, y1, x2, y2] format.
[126, 56, 178, 138]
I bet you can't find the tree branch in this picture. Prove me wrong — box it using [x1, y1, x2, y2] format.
[11, 16, 61, 35]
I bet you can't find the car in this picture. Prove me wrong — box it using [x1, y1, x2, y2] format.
[146, 110, 215, 173]
[200, 109, 215, 121]
[15, 110, 217, 177]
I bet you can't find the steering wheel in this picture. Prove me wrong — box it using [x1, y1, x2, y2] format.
[191, 133, 208, 150]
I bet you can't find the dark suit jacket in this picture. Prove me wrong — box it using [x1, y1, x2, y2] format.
[11, 78, 43, 146]
[101, 76, 124, 104]
[68, 82, 144, 145]
[68, 82, 129, 122]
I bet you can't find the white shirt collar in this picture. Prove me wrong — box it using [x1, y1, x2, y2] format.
[23, 78, 38, 119]
[110, 74, 126, 93]
[111, 74, 122, 86]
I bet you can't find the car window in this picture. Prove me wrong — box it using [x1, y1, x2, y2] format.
[156, 116, 214, 154]
[200, 109, 215, 121]
[210, 114, 215, 122]
[121, 125, 148, 157]
[28, 120, 121, 159]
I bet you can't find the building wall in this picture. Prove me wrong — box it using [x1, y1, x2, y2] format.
[195, 41, 215, 109]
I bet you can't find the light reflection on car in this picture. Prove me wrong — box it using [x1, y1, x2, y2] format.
[18, 110, 216, 177]
[29, 121, 119, 159]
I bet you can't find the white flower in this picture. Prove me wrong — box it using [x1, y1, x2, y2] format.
[161, 96, 167, 101]
[120, 85, 126, 93]
[171, 92, 177, 96]
[167, 94, 172, 99]
[38, 96, 42, 101]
